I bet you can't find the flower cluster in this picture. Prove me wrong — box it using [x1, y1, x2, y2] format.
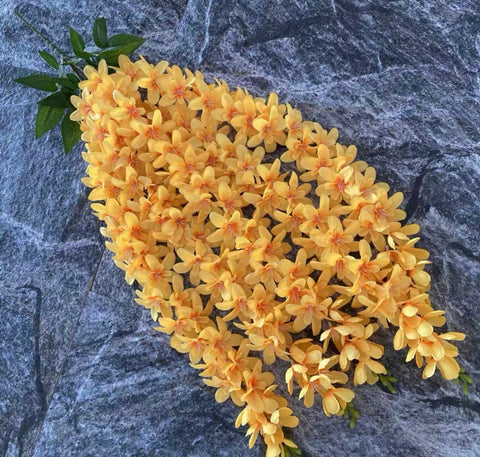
[75, 56, 465, 457]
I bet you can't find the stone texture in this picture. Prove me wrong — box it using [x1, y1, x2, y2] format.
[1, 0, 479, 457]
[32, 288, 260, 457]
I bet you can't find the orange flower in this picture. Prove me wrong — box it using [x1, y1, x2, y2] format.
[137, 59, 168, 104]
[286, 293, 332, 335]
[130, 109, 174, 150]
[158, 65, 195, 106]
[248, 105, 287, 152]
[174, 241, 215, 285]
[77, 56, 466, 455]
[207, 210, 246, 249]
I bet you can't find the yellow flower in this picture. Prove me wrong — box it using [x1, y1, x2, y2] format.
[286, 293, 332, 335]
[199, 317, 244, 364]
[316, 165, 355, 201]
[70, 88, 94, 121]
[175, 289, 213, 334]
[81, 114, 110, 144]
[207, 210, 246, 249]
[132, 252, 175, 296]
[285, 103, 309, 134]
[158, 65, 195, 106]
[226, 144, 264, 182]
[230, 94, 258, 136]
[344, 240, 390, 293]
[173, 241, 215, 285]
[203, 374, 240, 403]
[245, 260, 281, 293]
[241, 361, 276, 413]
[217, 182, 244, 214]
[311, 215, 358, 256]
[249, 226, 291, 263]
[148, 129, 194, 169]
[116, 54, 143, 81]
[188, 73, 224, 119]
[248, 105, 287, 152]
[165, 144, 207, 186]
[246, 284, 277, 322]
[136, 59, 168, 104]
[109, 90, 145, 121]
[248, 331, 287, 365]
[278, 249, 311, 283]
[281, 127, 317, 165]
[130, 109, 174, 150]
[273, 172, 311, 213]
[223, 340, 256, 387]
[198, 269, 232, 301]
[300, 144, 333, 182]
[110, 165, 152, 200]
[215, 283, 249, 321]
[270, 407, 299, 428]
[322, 387, 354, 417]
[285, 340, 322, 394]
[78, 59, 109, 92]
[276, 278, 309, 306]
[78, 57, 466, 453]
[157, 207, 188, 245]
[299, 194, 351, 235]
[134, 287, 171, 321]
[272, 204, 306, 238]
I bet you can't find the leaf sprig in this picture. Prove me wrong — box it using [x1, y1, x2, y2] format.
[283, 443, 303, 457]
[14, 13, 145, 153]
[454, 366, 473, 396]
[378, 371, 398, 394]
[343, 401, 360, 429]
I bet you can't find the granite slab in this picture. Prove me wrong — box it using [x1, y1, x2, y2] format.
[1, 0, 479, 456]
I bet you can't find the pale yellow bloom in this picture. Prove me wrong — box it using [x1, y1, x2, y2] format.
[78, 57, 466, 454]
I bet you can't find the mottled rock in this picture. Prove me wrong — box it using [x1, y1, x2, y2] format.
[0, 9, 104, 456]
[1, 0, 479, 456]
[0, 211, 103, 457]
[0, 287, 44, 457]
[32, 291, 261, 457]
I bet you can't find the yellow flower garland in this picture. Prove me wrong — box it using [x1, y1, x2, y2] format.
[74, 56, 465, 457]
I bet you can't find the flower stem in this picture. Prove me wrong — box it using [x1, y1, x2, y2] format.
[14, 10, 85, 80]
[14, 10, 66, 58]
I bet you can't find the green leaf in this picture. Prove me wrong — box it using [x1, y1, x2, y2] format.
[15, 74, 57, 92]
[456, 368, 473, 396]
[96, 46, 123, 65]
[97, 39, 145, 66]
[61, 112, 82, 153]
[35, 104, 64, 139]
[54, 77, 77, 92]
[93, 17, 108, 48]
[283, 444, 303, 457]
[378, 372, 397, 394]
[75, 49, 93, 59]
[119, 40, 146, 55]
[107, 33, 146, 47]
[66, 73, 80, 85]
[38, 51, 59, 70]
[344, 401, 360, 429]
[38, 91, 71, 108]
[69, 27, 86, 57]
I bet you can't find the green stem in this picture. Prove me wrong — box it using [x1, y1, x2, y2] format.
[69, 62, 86, 81]
[14, 10, 85, 81]
[14, 10, 67, 58]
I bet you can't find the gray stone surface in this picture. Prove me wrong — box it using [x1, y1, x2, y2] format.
[1, 1, 479, 457]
